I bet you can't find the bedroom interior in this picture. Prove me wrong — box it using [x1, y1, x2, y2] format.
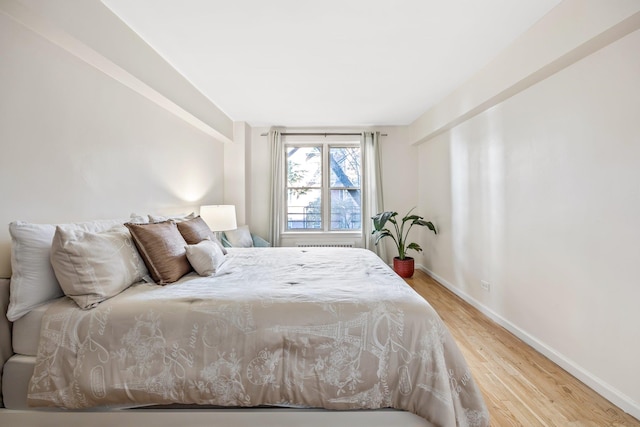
[0, 0, 639, 426]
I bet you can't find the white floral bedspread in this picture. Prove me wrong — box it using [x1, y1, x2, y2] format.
[28, 248, 489, 426]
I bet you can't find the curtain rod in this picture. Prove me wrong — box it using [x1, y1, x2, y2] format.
[260, 132, 387, 136]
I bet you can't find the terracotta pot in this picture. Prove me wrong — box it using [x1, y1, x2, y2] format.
[393, 257, 415, 278]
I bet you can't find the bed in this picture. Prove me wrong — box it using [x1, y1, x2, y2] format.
[0, 216, 489, 427]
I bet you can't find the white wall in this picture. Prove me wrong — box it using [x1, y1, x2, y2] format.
[0, 9, 225, 277]
[418, 27, 640, 417]
[225, 122, 251, 225]
[10, 0, 233, 142]
[248, 127, 271, 240]
[409, 0, 640, 145]
[376, 127, 422, 262]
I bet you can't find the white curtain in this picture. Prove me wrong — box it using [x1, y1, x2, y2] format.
[362, 131, 387, 260]
[268, 128, 284, 247]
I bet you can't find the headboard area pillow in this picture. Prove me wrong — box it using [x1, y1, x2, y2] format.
[7, 218, 124, 322]
[125, 221, 192, 284]
[148, 212, 196, 223]
[224, 224, 254, 248]
[176, 216, 227, 254]
[50, 225, 149, 310]
[185, 239, 226, 277]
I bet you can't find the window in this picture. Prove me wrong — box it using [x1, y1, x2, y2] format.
[286, 140, 361, 232]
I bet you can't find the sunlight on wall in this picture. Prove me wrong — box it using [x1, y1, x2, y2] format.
[485, 108, 505, 309]
[449, 128, 471, 292]
[449, 106, 505, 301]
[172, 170, 213, 203]
[151, 151, 220, 205]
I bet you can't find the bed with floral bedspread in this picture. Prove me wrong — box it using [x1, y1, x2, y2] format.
[28, 247, 488, 427]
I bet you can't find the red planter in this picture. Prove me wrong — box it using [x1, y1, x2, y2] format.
[393, 257, 415, 278]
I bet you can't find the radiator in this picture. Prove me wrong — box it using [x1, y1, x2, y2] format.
[296, 242, 354, 248]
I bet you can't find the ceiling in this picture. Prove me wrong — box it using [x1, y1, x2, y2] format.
[102, 0, 561, 128]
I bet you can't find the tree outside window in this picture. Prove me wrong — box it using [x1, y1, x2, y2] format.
[286, 143, 361, 231]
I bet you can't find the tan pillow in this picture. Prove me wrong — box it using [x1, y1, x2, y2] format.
[50, 225, 148, 309]
[7, 218, 125, 321]
[125, 221, 192, 284]
[176, 216, 227, 254]
[185, 239, 226, 276]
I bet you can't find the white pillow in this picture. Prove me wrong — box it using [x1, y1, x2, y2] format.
[129, 213, 149, 224]
[7, 218, 124, 321]
[50, 225, 149, 309]
[224, 225, 254, 248]
[148, 212, 196, 223]
[185, 239, 226, 276]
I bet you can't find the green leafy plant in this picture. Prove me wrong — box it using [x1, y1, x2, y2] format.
[372, 208, 437, 259]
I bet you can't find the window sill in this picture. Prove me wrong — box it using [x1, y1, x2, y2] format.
[279, 231, 364, 248]
[281, 231, 362, 236]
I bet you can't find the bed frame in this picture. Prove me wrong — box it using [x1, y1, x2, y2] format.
[0, 278, 431, 426]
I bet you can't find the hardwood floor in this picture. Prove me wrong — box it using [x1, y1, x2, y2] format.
[405, 270, 640, 427]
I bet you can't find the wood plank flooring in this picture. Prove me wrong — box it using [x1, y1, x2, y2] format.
[405, 270, 640, 427]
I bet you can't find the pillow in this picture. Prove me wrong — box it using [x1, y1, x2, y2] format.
[224, 225, 254, 248]
[129, 213, 149, 224]
[185, 239, 226, 276]
[125, 221, 192, 284]
[50, 225, 148, 309]
[148, 212, 196, 223]
[176, 216, 227, 255]
[7, 218, 124, 321]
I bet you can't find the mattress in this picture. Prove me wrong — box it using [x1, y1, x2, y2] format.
[5, 298, 51, 408]
[12, 299, 60, 356]
[2, 354, 35, 409]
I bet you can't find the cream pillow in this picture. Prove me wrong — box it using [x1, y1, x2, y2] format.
[224, 225, 253, 248]
[50, 225, 148, 309]
[125, 221, 192, 284]
[185, 239, 226, 276]
[7, 218, 124, 321]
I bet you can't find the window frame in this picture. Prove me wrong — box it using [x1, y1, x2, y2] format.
[283, 136, 362, 234]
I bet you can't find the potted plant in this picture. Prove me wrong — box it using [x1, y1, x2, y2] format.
[372, 208, 437, 278]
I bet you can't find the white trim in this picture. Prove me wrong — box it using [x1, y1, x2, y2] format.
[416, 264, 640, 420]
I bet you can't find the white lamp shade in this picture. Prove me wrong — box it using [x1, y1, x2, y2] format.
[200, 205, 237, 231]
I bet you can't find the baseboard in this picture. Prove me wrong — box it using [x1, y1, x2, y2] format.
[416, 264, 640, 421]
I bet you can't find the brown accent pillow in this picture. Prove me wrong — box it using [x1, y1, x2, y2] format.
[125, 221, 192, 284]
[176, 216, 227, 254]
